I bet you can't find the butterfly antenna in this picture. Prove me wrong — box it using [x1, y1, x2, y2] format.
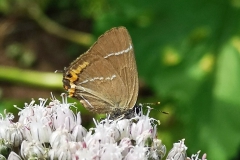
[142, 101, 169, 114]
[144, 102, 161, 106]
[55, 70, 63, 73]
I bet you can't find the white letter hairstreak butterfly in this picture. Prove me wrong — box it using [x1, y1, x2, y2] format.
[63, 27, 139, 118]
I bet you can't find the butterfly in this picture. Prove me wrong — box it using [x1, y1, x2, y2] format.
[62, 27, 139, 118]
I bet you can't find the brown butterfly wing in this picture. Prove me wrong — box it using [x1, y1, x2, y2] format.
[63, 27, 138, 114]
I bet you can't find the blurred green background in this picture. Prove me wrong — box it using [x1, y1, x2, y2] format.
[0, 0, 240, 159]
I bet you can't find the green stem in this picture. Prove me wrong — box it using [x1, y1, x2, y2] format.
[27, 3, 95, 47]
[0, 66, 62, 89]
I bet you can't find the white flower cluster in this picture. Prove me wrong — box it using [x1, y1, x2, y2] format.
[0, 94, 207, 160]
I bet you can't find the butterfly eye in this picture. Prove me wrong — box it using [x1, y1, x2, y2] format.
[66, 73, 72, 78]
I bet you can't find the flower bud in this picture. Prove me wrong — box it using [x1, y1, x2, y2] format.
[7, 152, 22, 160]
[166, 139, 187, 160]
[20, 140, 46, 159]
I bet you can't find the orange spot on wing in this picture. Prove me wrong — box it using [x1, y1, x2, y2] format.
[64, 61, 89, 97]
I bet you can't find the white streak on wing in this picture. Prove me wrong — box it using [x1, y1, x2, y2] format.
[110, 75, 116, 80]
[77, 75, 116, 108]
[80, 95, 94, 108]
[79, 75, 117, 84]
[104, 43, 132, 59]
[80, 80, 88, 84]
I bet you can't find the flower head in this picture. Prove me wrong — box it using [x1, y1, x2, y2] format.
[0, 94, 206, 160]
